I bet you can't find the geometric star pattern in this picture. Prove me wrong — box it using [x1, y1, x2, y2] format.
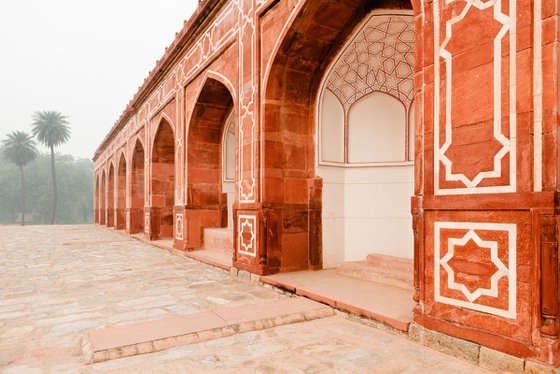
[327, 14, 415, 113]
[238, 214, 257, 257]
[434, 221, 517, 319]
[441, 230, 509, 303]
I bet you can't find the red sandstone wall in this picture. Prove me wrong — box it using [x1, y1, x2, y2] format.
[92, 0, 560, 366]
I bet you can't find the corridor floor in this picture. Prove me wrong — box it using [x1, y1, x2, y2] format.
[0, 225, 490, 373]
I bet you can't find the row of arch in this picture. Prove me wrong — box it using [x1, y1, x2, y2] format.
[95, 136, 145, 233]
[95, 75, 237, 246]
[95, 1, 418, 268]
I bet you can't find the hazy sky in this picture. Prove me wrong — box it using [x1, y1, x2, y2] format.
[0, 0, 198, 159]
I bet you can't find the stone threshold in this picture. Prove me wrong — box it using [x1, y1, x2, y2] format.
[82, 297, 333, 364]
[261, 270, 414, 332]
[185, 249, 232, 271]
[126, 232, 232, 271]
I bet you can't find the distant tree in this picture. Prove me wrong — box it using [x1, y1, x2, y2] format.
[31, 111, 71, 224]
[1, 131, 38, 226]
[0, 152, 93, 225]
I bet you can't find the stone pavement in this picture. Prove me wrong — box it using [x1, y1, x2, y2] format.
[0, 225, 491, 373]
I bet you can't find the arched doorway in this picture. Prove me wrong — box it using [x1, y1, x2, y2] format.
[107, 163, 115, 227]
[130, 139, 145, 234]
[317, 12, 415, 277]
[94, 175, 100, 223]
[100, 171, 106, 225]
[116, 153, 126, 230]
[261, 0, 416, 277]
[150, 119, 175, 239]
[222, 113, 235, 227]
[186, 77, 235, 251]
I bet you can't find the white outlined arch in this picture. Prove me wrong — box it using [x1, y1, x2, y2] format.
[185, 71, 237, 202]
[315, 10, 415, 170]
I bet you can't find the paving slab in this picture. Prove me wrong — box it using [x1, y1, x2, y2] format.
[87, 316, 492, 374]
[262, 269, 414, 331]
[0, 225, 494, 373]
[186, 249, 232, 271]
[83, 297, 333, 363]
[0, 225, 285, 372]
[129, 233, 233, 271]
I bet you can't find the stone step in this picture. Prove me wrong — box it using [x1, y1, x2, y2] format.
[335, 254, 414, 290]
[82, 297, 333, 364]
[261, 270, 414, 332]
[203, 227, 233, 255]
[186, 248, 232, 271]
[366, 253, 413, 271]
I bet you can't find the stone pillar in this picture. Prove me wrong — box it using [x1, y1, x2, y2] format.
[232, 0, 265, 274]
[115, 208, 125, 230]
[143, 207, 152, 240]
[106, 207, 114, 227]
[147, 206, 161, 241]
[414, 0, 559, 367]
[126, 207, 143, 234]
[173, 205, 186, 250]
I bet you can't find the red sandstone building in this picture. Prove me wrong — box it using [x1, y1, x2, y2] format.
[93, 0, 560, 369]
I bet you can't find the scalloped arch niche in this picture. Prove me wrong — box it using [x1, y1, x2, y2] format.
[317, 12, 415, 267]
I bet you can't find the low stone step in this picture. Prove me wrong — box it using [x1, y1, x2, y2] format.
[335, 254, 414, 290]
[82, 297, 333, 364]
[261, 270, 414, 332]
[203, 227, 233, 255]
[186, 248, 232, 271]
[367, 253, 413, 272]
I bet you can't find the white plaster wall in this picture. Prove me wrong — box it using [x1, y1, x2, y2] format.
[317, 12, 415, 267]
[223, 115, 235, 227]
[321, 90, 345, 163]
[320, 165, 414, 267]
[318, 166, 346, 268]
[319, 93, 413, 267]
[223, 181, 234, 227]
[343, 166, 413, 261]
[409, 104, 415, 161]
[348, 93, 406, 163]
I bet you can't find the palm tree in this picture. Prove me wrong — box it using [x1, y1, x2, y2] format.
[31, 111, 71, 224]
[2, 131, 38, 226]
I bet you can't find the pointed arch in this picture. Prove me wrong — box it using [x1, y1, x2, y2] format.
[185, 76, 236, 249]
[107, 162, 115, 227]
[150, 118, 175, 239]
[100, 170, 106, 225]
[260, 0, 416, 272]
[130, 139, 145, 233]
[94, 174, 100, 223]
[116, 151, 127, 230]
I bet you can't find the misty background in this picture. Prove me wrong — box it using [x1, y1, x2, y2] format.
[0, 0, 198, 224]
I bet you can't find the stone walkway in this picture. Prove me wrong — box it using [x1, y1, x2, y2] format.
[0, 225, 491, 373]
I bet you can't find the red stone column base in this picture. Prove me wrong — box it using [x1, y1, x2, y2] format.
[115, 208, 125, 230]
[126, 207, 144, 234]
[232, 201, 321, 276]
[173, 205, 187, 251]
[99, 209, 106, 225]
[147, 207, 161, 241]
[106, 208, 114, 227]
[184, 207, 223, 250]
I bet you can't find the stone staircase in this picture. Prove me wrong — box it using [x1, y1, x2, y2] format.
[335, 253, 414, 290]
[202, 227, 233, 255]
